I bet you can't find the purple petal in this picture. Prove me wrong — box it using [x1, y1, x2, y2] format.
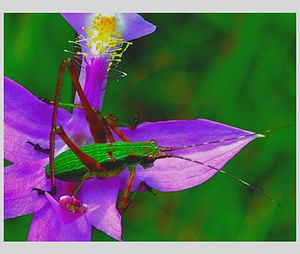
[28, 204, 91, 241]
[118, 119, 260, 191]
[61, 13, 93, 36]
[4, 159, 50, 218]
[72, 56, 109, 117]
[80, 178, 122, 241]
[118, 13, 156, 41]
[61, 13, 156, 41]
[4, 77, 71, 163]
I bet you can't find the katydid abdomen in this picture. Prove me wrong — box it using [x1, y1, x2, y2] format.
[45, 141, 160, 181]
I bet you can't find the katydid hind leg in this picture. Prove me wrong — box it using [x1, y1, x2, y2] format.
[47, 59, 114, 194]
[49, 60, 67, 195]
[54, 125, 107, 172]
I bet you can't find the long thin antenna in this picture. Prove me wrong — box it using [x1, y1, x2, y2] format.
[160, 124, 293, 152]
[160, 133, 264, 152]
[158, 154, 281, 207]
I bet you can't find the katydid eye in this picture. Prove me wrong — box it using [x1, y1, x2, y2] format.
[147, 155, 155, 162]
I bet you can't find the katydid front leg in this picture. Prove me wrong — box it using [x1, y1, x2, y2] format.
[42, 99, 132, 143]
[105, 115, 131, 142]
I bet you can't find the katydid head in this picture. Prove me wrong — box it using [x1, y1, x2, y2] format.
[139, 140, 162, 169]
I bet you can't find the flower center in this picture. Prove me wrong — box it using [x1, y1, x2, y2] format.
[84, 15, 121, 55]
[59, 195, 87, 214]
[79, 14, 132, 65]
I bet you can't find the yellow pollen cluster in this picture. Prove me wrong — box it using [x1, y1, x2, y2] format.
[66, 204, 80, 213]
[79, 14, 132, 66]
[84, 14, 121, 54]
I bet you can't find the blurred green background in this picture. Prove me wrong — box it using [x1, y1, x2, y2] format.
[4, 13, 296, 241]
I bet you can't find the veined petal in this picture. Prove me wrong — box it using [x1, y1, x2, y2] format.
[118, 119, 260, 191]
[4, 77, 71, 163]
[80, 178, 122, 241]
[28, 204, 91, 241]
[133, 137, 255, 191]
[4, 159, 50, 218]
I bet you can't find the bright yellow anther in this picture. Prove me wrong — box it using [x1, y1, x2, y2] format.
[82, 14, 124, 59]
[66, 13, 132, 68]
[71, 14, 131, 66]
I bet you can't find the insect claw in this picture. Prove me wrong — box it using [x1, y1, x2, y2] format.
[49, 187, 57, 196]
[31, 187, 46, 196]
[31, 186, 57, 196]
[26, 140, 50, 154]
[38, 97, 52, 104]
[145, 185, 157, 196]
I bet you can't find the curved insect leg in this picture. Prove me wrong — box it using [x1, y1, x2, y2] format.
[105, 115, 131, 142]
[119, 181, 156, 214]
[63, 59, 115, 144]
[130, 112, 140, 130]
[118, 167, 136, 214]
[43, 97, 131, 143]
[54, 125, 107, 172]
[71, 172, 95, 197]
[49, 59, 114, 194]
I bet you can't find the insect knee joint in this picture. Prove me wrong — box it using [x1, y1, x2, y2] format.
[53, 125, 62, 133]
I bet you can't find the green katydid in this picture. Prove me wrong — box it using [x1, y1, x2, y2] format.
[43, 133, 281, 213]
[29, 58, 139, 212]
[30, 59, 280, 214]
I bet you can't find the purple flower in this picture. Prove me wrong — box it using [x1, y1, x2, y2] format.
[4, 13, 261, 241]
[4, 13, 156, 241]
